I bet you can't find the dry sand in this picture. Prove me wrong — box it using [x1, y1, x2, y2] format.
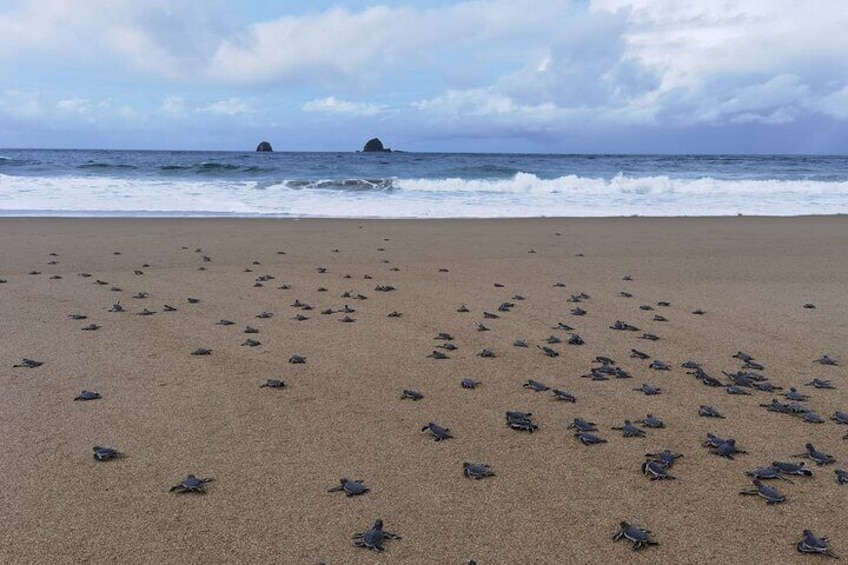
[1, 216, 847, 565]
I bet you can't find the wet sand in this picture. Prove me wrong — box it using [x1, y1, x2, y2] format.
[1, 216, 847, 564]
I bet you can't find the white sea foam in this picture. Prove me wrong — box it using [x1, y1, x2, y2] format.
[1, 172, 846, 218]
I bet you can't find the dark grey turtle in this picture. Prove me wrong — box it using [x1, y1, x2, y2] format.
[690, 368, 724, 387]
[136, 308, 156, 316]
[653, 315, 668, 322]
[352, 519, 401, 552]
[681, 360, 700, 369]
[340, 315, 355, 323]
[726, 385, 752, 396]
[260, 379, 285, 389]
[513, 339, 529, 348]
[568, 418, 597, 432]
[745, 465, 794, 483]
[553, 322, 574, 331]
[639, 304, 654, 311]
[640, 333, 660, 341]
[545, 335, 563, 344]
[81, 323, 101, 331]
[794, 443, 835, 465]
[754, 381, 781, 393]
[835, 469, 848, 485]
[170, 474, 213, 494]
[475, 322, 490, 332]
[241, 339, 261, 347]
[457, 305, 470, 313]
[630, 349, 650, 360]
[642, 460, 675, 480]
[477, 349, 496, 358]
[437, 343, 458, 351]
[698, 405, 725, 418]
[702, 433, 728, 448]
[506, 411, 538, 433]
[187, 297, 201, 304]
[612, 420, 646, 438]
[815, 355, 839, 366]
[288, 354, 306, 364]
[256, 311, 273, 319]
[610, 321, 640, 331]
[93, 446, 122, 461]
[649, 360, 670, 371]
[68, 313, 88, 320]
[216, 319, 235, 326]
[740, 479, 785, 504]
[692, 309, 706, 315]
[800, 412, 825, 424]
[645, 449, 683, 468]
[244, 326, 259, 334]
[108, 302, 125, 313]
[523, 380, 550, 392]
[711, 438, 747, 460]
[342, 305, 355, 313]
[568, 333, 585, 345]
[74, 390, 101, 401]
[401, 389, 424, 400]
[636, 414, 664, 429]
[165, 305, 179, 313]
[422, 422, 452, 441]
[634, 384, 661, 396]
[807, 378, 835, 389]
[461, 379, 480, 389]
[292, 314, 309, 321]
[761, 399, 791, 413]
[785, 387, 809, 402]
[387, 311, 402, 318]
[771, 461, 813, 477]
[463, 462, 495, 480]
[435, 332, 454, 341]
[133, 292, 149, 299]
[612, 521, 657, 550]
[831, 411, 848, 424]
[620, 291, 633, 298]
[537, 345, 559, 357]
[733, 351, 756, 363]
[328, 478, 369, 496]
[797, 529, 839, 558]
[483, 311, 499, 319]
[191, 348, 212, 356]
[742, 360, 765, 371]
[571, 307, 586, 316]
[575, 431, 607, 445]
[551, 389, 577, 402]
[427, 350, 449, 360]
[787, 403, 809, 415]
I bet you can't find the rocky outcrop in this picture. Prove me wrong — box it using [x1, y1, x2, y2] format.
[256, 141, 273, 152]
[362, 138, 391, 152]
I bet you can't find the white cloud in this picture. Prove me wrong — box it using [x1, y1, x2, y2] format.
[56, 97, 92, 113]
[161, 96, 186, 114]
[303, 96, 385, 116]
[201, 97, 252, 115]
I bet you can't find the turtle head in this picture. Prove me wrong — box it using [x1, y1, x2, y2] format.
[373, 519, 384, 530]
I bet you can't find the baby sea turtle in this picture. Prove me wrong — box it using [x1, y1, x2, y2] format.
[831, 411, 848, 424]
[513, 339, 529, 348]
[634, 384, 661, 396]
[568, 333, 585, 345]
[68, 313, 88, 320]
[14, 358, 43, 368]
[636, 414, 664, 428]
[463, 462, 495, 480]
[740, 479, 786, 504]
[551, 389, 577, 402]
[352, 519, 401, 552]
[771, 461, 814, 477]
[108, 302, 125, 313]
[610, 321, 640, 331]
[642, 460, 675, 480]
[575, 431, 607, 445]
[726, 385, 752, 396]
[483, 311, 499, 319]
[457, 305, 470, 312]
[649, 360, 670, 371]
[613, 522, 658, 550]
[807, 378, 835, 389]
[81, 323, 101, 331]
[631, 349, 650, 359]
[645, 449, 683, 468]
[244, 326, 259, 334]
[241, 339, 261, 347]
[461, 379, 481, 389]
[835, 469, 848, 485]
[815, 355, 839, 366]
[435, 332, 454, 341]
[292, 314, 309, 321]
[523, 380, 550, 392]
[796, 529, 839, 558]
[387, 311, 402, 317]
[477, 349, 496, 358]
[746, 465, 794, 483]
[545, 335, 563, 344]
[427, 350, 449, 360]
[289, 355, 306, 364]
[506, 411, 538, 433]
[801, 412, 825, 424]
[698, 405, 725, 418]
[216, 319, 235, 326]
[93, 446, 122, 461]
[785, 387, 809, 402]
[794, 443, 835, 465]
[568, 418, 597, 432]
[640, 333, 660, 341]
[612, 420, 646, 438]
[260, 379, 285, 389]
[187, 297, 200, 304]
[422, 422, 452, 441]
[74, 390, 101, 401]
[170, 474, 213, 494]
[435, 341, 455, 350]
[191, 348, 212, 356]
[537, 345, 559, 357]
[328, 478, 369, 497]
[401, 389, 424, 400]
[710, 438, 747, 460]
[475, 322, 490, 332]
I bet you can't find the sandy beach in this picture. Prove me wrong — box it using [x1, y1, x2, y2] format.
[1, 216, 846, 564]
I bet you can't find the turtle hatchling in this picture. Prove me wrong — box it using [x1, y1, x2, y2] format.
[575, 431, 607, 445]
[537, 345, 559, 357]
[807, 378, 835, 389]
[649, 360, 670, 371]
[645, 449, 683, 468]
[796, 529, 839, 558]
[612, 420, 646, 438]
[289, 355, 306, 364]
[710, 438, 747, 460]
[698, 405, 725, 418]
[771, 461, 813, 478]
[427, 350, 449, 360]
[552, 389, 577, 402]
[461, 379, 481, 389]
[746, 465, 793, 483]
[463, 462, 495, 480]
[568, 418, 597, 432]
[636, 414, 664, 428]
[739, 479, 786, 504]
[191, 348, 212, 356]
[835, 469, 848, 485]
[831, 411, 848, 424]
[401, 389, 424, 401]
[93, 446, 122, 461]
[352, 519, 401, 552]
[75, 390, 101, 401]
[814, 355, 839, 366]
[513, 339, 529, 348]
[170, 474, 214, 494]
[794, 443, 835, 465]
[328, 478, 369, 497]
[422, 422, 452, 441]
[260, 379, 285, 389]
[634, 384, 661, 396]
[612, 522, 658, 550]
[642, 460, 675, 480]
[523, 379, 550, 392]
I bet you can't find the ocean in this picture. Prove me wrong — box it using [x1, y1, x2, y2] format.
[1, 149, 846, 218]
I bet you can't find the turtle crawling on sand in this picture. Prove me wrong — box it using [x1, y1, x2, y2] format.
[421, 422, 452, 441]
[328, 478, 369, 497]
[75, 390, 101, 401]
[613, 522, 657, 550]
[93, 446, 122, 461]
[170, 474, 214, 494]
[463, 462, 495, 480]
[352, 519, 401, 552]
[796, 529, 839, 558]
[740, 479, 785, 504]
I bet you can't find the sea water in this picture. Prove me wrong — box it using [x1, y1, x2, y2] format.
[0, 149, 846, 218]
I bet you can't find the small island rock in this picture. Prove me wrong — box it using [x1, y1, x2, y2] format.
[256, 141, 273, 152]
[362, 138, 391, 152]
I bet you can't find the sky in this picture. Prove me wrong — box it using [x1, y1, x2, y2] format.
[1, 0, 847, 153]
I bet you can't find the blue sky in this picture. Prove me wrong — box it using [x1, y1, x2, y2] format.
[1, 0, 846, 153]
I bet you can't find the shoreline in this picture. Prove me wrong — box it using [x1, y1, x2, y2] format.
[2, 216, 846, 564]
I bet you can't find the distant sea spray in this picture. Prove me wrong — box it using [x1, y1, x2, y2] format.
[1, 150, 847, 217]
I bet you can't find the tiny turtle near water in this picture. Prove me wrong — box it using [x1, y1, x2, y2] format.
[634, 384, 661, 396]
[771, 461, 813, 477]
[835, 469, 848, 485]
[636, 414, 664, 428]
[645, 449, 683, 468]
[568, 418, 597, 432]
[575, 431, 607, 445]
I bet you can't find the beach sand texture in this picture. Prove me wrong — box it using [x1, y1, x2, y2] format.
[1, 217, 847, 564]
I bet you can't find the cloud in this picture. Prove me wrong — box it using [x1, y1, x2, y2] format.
[302, 96, 385, 116]
[56, 97, 92, 113]
[201, 97, 252, 115]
